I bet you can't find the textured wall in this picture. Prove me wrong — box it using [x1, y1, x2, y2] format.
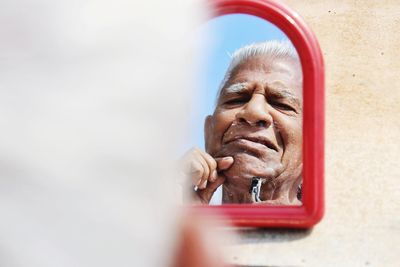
[225, 1, 400, 266]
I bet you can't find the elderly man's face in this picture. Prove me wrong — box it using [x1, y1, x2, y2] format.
[204, 55, 302, 202]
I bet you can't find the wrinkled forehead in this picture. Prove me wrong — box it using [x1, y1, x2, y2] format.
[220, 55, 302, 99]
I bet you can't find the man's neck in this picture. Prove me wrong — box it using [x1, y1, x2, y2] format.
[222, 178, 300, 204]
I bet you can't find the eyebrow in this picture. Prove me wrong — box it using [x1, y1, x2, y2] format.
[223, 82, 250, 94]
[223, 82, 299, 98]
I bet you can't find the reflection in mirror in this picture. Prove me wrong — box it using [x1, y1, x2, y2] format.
[180, 14, 302, 206]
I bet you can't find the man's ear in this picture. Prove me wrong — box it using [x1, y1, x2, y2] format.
[204, 115, 213, 152]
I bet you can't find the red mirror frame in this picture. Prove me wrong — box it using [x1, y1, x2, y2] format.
[192, 0, 324, 228]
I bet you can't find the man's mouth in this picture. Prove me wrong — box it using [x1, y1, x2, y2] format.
[224, 135, 278, 152]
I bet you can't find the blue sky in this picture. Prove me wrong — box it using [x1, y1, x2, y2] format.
[182, 14, 290, 153]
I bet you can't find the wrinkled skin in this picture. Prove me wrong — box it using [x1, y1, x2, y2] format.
[204, 55, 303, 204]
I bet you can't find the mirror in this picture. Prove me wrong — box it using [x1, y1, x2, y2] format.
[178, 0, 324, 227]
[182, 14, 302, 206]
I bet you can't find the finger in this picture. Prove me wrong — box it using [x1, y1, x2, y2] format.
[194, 151, 210, 189]
[205, 175, 225, 194]
[215, 156, 234, 171]
[190, 160, 204, 186]
[209, 169, 218, 183]
[197, 149, 217, 171]
[198, 179, 207, 190]
[197, 150, 218, 182]
[198, 175, 225, 202]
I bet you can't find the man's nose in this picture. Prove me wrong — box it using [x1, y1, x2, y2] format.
[235, 94, 273, 127]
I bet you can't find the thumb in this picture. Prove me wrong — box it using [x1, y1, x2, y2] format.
[215, 156, 234, 171]
[204, 175, 225, 194]
[198, 175, 225, 203]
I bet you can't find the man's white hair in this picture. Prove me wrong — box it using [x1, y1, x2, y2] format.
[218, 40, 300, 97]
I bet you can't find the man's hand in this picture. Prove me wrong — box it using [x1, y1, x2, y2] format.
[181, 147, 234, 204]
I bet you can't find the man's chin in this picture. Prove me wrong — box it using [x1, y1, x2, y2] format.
[221, 152, 283, 186]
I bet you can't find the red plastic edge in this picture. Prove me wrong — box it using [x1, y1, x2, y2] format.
[192, 0, 325, 228]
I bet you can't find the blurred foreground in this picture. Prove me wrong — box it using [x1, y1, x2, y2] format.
[0, 1, 229, 266]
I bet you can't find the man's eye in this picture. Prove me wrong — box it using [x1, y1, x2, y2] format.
[270, 101, 296, 112]
[224, 98, 247, 105]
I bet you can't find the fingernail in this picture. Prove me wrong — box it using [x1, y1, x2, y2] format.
[200, 180, 207, 189]
[210, 170, 218, 182]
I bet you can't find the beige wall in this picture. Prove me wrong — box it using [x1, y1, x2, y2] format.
[225, 1, 400, 266]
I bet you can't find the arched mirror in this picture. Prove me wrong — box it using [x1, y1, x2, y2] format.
[179, 0, 324, 228]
